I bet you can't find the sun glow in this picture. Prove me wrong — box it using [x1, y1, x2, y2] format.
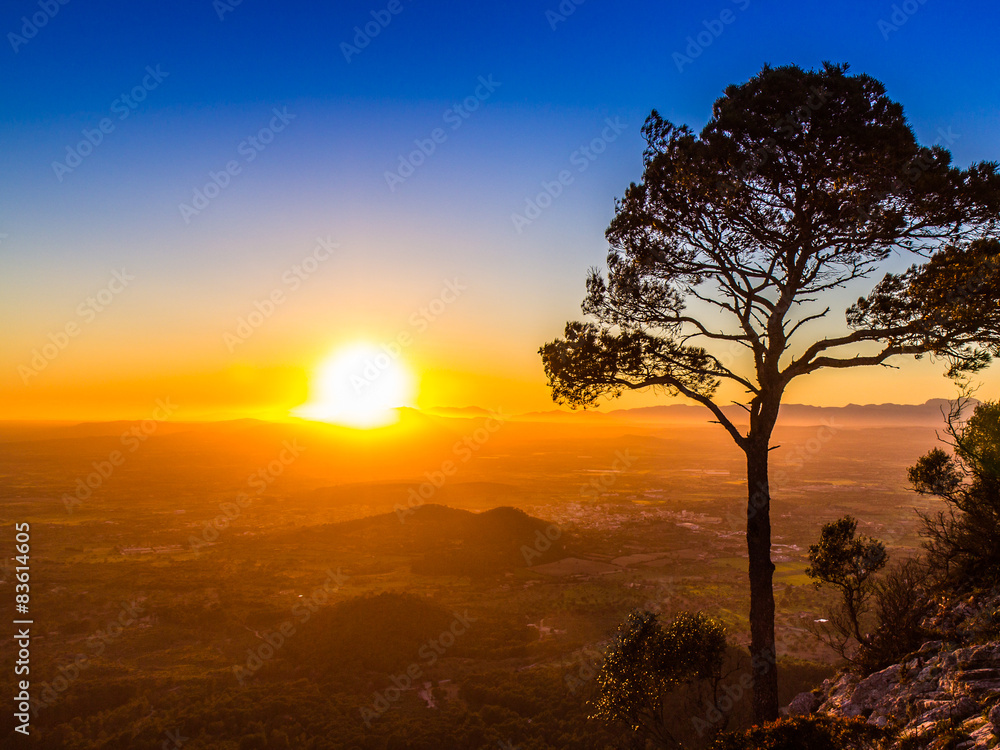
[292, 343, 416, 428]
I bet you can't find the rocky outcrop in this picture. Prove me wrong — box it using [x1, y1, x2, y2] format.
[786, 592, 1000, 748]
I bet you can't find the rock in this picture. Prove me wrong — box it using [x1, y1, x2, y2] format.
[816, 672, 858, 714]
[989, 702, 1000, 733]
[954, 645, 1000, 669]
[845, 664, 902, 714]
[917, 640, 945, 657]
[918, 696, 978, 724]
[953, 667, 1000, 696]
[808, 587, 1000, 748]
[966, 721, 995, 749]
[786, 690, 821, 716]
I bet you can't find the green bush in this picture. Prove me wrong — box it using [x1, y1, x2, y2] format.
[590, 610, 729, 748]
[805, 516, 887, 669]
[910, 400, 1000, 588]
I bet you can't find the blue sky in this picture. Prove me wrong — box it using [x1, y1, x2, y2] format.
[1, 0, 999, 417]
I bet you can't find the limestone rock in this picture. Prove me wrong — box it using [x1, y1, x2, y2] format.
[809, 589, 1000, 748]
[786, 690, 821, 716]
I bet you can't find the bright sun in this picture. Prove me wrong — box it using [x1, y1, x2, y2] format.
[292, 343, 416, 428]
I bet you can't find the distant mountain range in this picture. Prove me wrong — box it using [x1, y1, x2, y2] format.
[422, 406, 496, 418]
[517, 398, 971, 427]
[0, 398, 972, 442]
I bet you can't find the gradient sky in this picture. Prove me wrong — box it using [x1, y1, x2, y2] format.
[1, 0, 999, 420]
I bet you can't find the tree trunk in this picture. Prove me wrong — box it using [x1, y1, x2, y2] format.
[746, 436, 778, 722]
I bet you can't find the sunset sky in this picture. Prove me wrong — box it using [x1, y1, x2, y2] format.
[2, 0, 999, 421]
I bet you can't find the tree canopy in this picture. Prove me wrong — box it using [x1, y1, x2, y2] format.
[590, 610, 728, 748]
[541, 63, 1000, 442]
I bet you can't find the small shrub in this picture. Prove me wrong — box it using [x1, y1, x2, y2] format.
[711, 715, 891, 750]
[909, 400, 1000, 588]
[806, 516, 888, 670]
[590, 610, 730, 748]
[855, 557, 932, 674]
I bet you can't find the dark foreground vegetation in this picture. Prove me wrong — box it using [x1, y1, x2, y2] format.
[585, 398, 1000, 749]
